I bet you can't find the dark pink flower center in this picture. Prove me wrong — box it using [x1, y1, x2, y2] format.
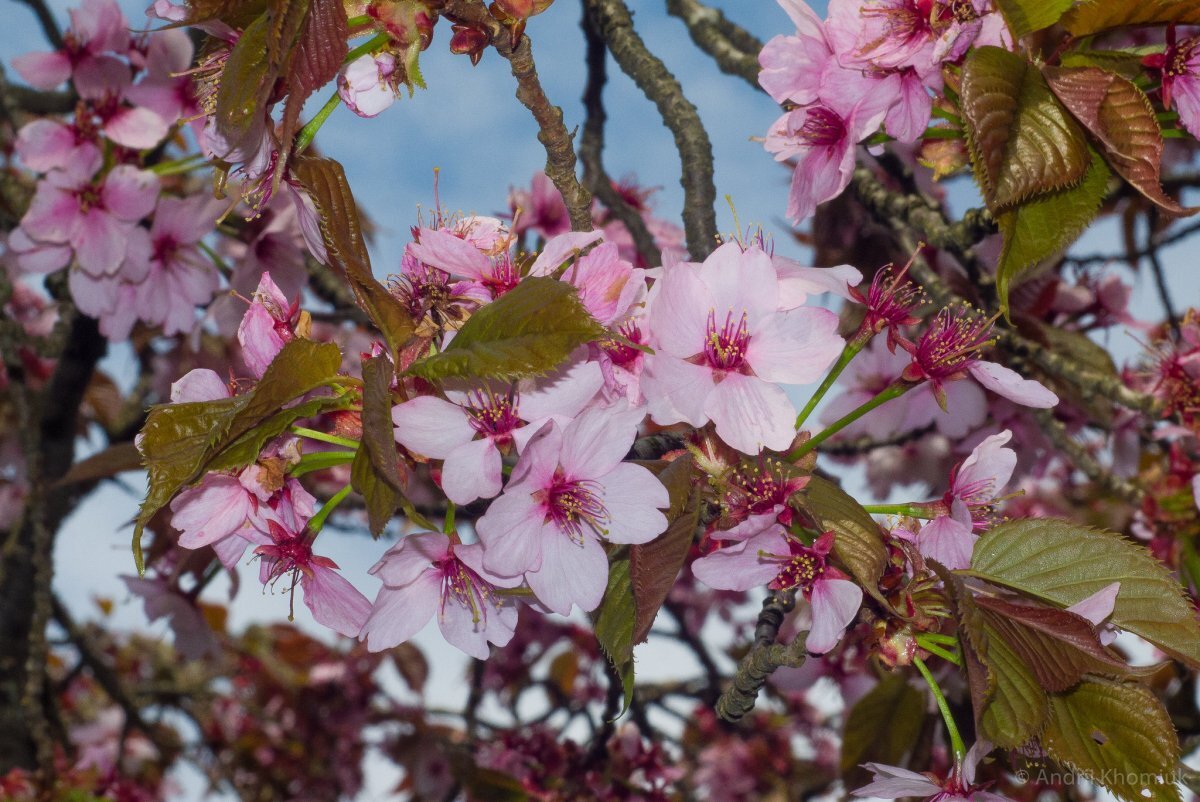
[704, 310, 751, 371]
[910, 306, 995, 381]
[543, 471, 609, 542]
[465, 389, 521, 439]
[484, 255, 520, 296]
[795, 107, 846, 148]
[74, 183, 104, 214]
[764, 539, 827, 592]
[858, 264, 923, 335]
[727, 461, 805, 518]
[604, 321, 645, 368]
[437, 554, 495, 625]
[859, 0, 932, 54]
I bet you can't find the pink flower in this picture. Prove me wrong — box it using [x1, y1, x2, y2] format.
[1146, 29, 1200, 139]
[901, 306, 1058, 409]
[409, 223, 523, 300]
[125, 28, 198, 127]
[597, 317, 650, 405]
[917, 430, 1016, 570]
[74, 58, 171, 151]
[338, 52, 401, 118]
[510, 171, 571, 239]
[11, 0, 129, 91]
[759, 0, 833, 106]
[237, 273, 300, 378]
[535, 240, 644, 327]
[19, 154, 159, 277]
[15, 119, 101, 175]
[254, 517, 372, 638]
[642, 242, 843, 454]
[854, 740, 1008, 801]
[392, 359, 603, 505]
[360, 532, 521, 659]
[134, 195, 220, 336]
[475, 404, 670, 614]
[693, 528, 862, 654]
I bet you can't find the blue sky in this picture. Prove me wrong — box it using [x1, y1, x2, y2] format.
[4, 1, 1198, 799]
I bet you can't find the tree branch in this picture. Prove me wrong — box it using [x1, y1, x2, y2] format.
[15, 0, 64, 50]
[1032, 410, 1144, 503]
[715, 590, 804, 722]
[579, 7, 661, 266]
[664, 0, 760, 88]
[584, 0, 718, 260]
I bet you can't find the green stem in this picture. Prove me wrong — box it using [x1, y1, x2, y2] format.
[293, 426, 360, 450]
[309, 484, 352, 534]
[198, 241, 233, 278]
[862, 503, 936, 519]
[443, 501, 456, 535]
[919, 632, 960, 646]
[914, 656, 967, 762]
[795, 335, 866, 430]
[789, 381, 912, 460]
[290, 450, 357, 477]
[294, 91, 342, 155]
[150, 153, 209, 175]
[916, 636, 961, 667]
[346, 31, 389, 64]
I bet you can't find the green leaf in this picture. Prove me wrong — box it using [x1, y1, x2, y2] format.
[972, 519, 1200, 668]
[975, 596, 1151, 693]
[1041, 679, 1181, 802]
[408, 277, 606, 381]
[214, 12, 275, 154]
[350, 355, 406, 535]
[799, 476, 890, 610]
[960, 46, 1090, 211]
[1063, 0, 1200, 37]
[993, 0, 1073, 39]
[1060, 48, 1163, 80]
[132, 339, 344, 572]
[1044, 66, 1195, 215]
[840, 674, 925, 784]
[291, 156, 417, 365]
[592, 556, 637, 714]
[132, 396, 246, 573]
[280, 0, 347, 156]
[629, 457, 699, 645]
[995, 148, 1110, 312]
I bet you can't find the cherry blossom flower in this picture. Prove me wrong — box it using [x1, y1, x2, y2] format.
[338, 52, 401, 118]
[15, 118, 101, 176]
[713, 458, 810, 541]
[917, 430, 1016, 570]
[475, 404, 670, 614]
[125, 28, 198, 128]
[392, 359, 602, 505]
[509, 171, 571, 239]
[901, 306, 1058, 410]
[642, 242, 843, 454]
[854, 740, 1008, 801]
[360, 532, 521, 659]
[693, 528, 862, 654]
[19, 152, 159, 277]
[11, 0, 129, 91]
[254, 516, 372, 637]
[1145, 29, 1200, 139]
[533, 240, 644, 327]
[238, 272, 302, 378]
[134, 195, 221, 336]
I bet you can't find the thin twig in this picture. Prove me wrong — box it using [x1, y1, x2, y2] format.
[1145, 209, 1181, 338]
[664, 0, 760, 88]
[584, 0, 718, 260]
[1065, 219, 1200, 267]
[443, 1, 593, 232]
[579, 7, 661, 266]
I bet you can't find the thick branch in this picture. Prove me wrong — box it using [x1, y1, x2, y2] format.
[579, 7, 661, 266]
[1032, 410, 1144, 503]
[584, 0, 718, 260]
[665, 0, 760, 88]
[715, 590, 804, 722]
[15, 0, 64, 50]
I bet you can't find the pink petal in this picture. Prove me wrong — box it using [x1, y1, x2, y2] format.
[954, 430, 1016, 501]
[72, 211, 128, 275]
[705, 372, 797, 454]
[455, 542, 524, 589]
[697, 242, 779, 330]
[476, 488, 549, 577]
[101, 166, 159, 221]
[916, 515, 976, 571]
[10, 51, 72, 90]
[369, 531, 449, 587]
[391, 395, 475, 457]
[852, 764, 942, 798]
[648, 263, 710, 358]
[559, 402, 643, 480]
[237, 303, 287, 379]
[103, 107, 169, 150]
[807, 577, 862, 653]
[596, 462, 670, 545]
[441, 437, 504, 505]
[171, 476, 252, 548]
[170, 368, 230, 402]
[437, 585, 519, 659]
[642, 355, 715, 429]
[1066, 582, 1120, 626]
[211, 534, 251, 569]
[303, 564, 372, 637]
[692, 528, 790, 591]
[409, 227, 491, 280]
[968, 360, 1059, 408]
[528, 230, 605, 275]
[747, 306, 843, 385]
[525, 529, 609, 615]
[774, 260, 861, 307]
[516, 357, 604, 422]
[360, 572, 442, 650]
